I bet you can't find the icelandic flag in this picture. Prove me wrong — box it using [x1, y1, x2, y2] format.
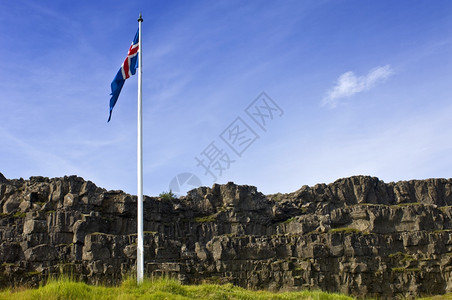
[108, 29, 139, 122]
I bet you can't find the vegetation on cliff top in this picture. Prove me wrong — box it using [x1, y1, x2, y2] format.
[0, 276, 355, 300]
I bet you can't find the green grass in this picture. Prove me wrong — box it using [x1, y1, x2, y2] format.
[159, 190, 177, 201]
[0, 276, 356, 300]
[281, 217, 297, 224]
[329, 227, 361, 234]
[388, 251, 415, 263]
[12, 211, 26, 218]
[194, 214, 217, 223]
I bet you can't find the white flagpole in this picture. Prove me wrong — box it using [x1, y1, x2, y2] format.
[137, 12, 144, 284]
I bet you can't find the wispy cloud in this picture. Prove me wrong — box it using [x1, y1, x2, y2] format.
[322, 65, 394, 108]
[0, 126, 83, 178]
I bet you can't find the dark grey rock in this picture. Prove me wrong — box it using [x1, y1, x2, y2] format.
[24, 244, 58, 262]
[0, 173, 8, 184]
[3, 174, 452, 299]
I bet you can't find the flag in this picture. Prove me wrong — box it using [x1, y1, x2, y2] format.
[108, 29, 139, 122]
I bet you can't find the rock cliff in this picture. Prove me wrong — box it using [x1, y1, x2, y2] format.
[2, 173, 452, 298]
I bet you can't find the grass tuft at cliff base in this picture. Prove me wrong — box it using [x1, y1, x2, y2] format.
[0, 276, 355, 300]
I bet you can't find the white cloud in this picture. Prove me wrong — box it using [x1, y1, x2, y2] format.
[322, 65, 394, 108]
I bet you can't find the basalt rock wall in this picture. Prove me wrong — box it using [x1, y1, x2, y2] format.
[2, 173, 452, 298]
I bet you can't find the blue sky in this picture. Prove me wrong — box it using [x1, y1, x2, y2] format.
[1, 0, 451, 196]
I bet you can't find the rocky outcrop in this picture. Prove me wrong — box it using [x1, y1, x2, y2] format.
[2, 173, 452, 298]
